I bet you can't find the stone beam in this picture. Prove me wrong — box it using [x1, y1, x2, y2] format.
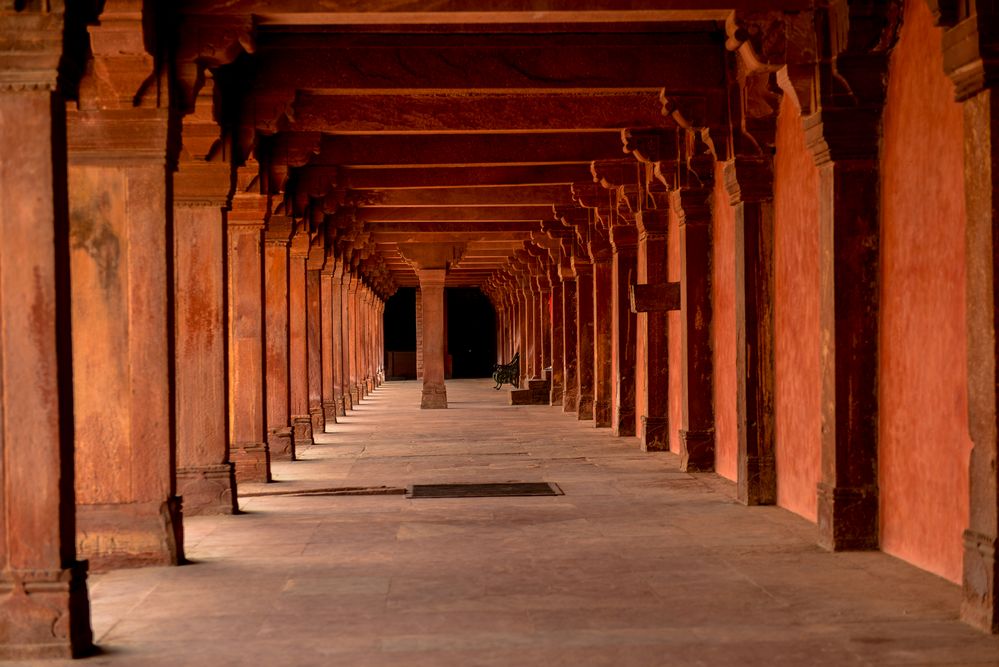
[281, 91, 672, 133]
[342, 164, 594, 189]
[249, 35, 724, 91]
[358, 186, 574, 207]
[360, 206, 551, 222]
[305, 132, 631, 167]
[365, 222, 540, 233]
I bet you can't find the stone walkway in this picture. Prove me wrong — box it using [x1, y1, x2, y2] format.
[27, 380, 999, 666]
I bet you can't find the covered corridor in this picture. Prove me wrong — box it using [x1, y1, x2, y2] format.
[28, 380, 999, 666]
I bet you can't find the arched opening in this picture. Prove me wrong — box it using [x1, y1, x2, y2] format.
[384, 287, 417, 380]
[447, 288, 496, 378]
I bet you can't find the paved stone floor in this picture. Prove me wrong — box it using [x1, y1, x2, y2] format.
[25, 380, 999, 666]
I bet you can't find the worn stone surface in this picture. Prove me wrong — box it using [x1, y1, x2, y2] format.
[32, 381, 999, 666]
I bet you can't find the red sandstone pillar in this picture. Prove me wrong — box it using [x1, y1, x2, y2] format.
[562, 273, 579, 413]
[590, 226, 614, 428]
[610, 221, 639, 437]
[320, 258, 338, 427]
[306, 255, 325, 435]
[264, 218, 294, 460]
[537, 273, 553, 379]
[415, 287, 424, 380]
[419, 269, 449, 408]
[348, 274, 363, 404]
[636, 210, 671, 452]
[173, 161, 237, 514]
[67, 15, 182, 567]
[944, 9, 999, 629]
[337, 263, 352, 412]
[550, 275, 565, 405]
[289, 230, 314, 451]
[0, 13, 93, 653]
[574, 254, 596, 421]
[676, 189, 715, 471]
[227, 192, 271, 483]
[330, 261, 347, 415]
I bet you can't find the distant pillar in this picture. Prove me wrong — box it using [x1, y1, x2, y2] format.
[289, 231, 314, 451]
[173, 160, 237, 515]
[330, 260, 346, 417]
[416, 288, 424, 380]
[305, 259, 325, 435]
[264, 218, 294, 461]
[610, 221, 639, 437]
[590, 226, 614, 428]
[320, 258, 338, 427]
[0, 11, 93, 654]
[227, 192, 271, 483]
[635, 210, 671, 452]
[574, 255, 595, 421]
[550, 275, 565, 404]
[419, 269, 449, 408]
[339, 267, 354, 411]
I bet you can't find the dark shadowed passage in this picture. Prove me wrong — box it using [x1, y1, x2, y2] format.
[447, 288, 496, 378]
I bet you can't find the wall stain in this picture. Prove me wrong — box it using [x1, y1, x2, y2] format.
[70, 192, 121, 295]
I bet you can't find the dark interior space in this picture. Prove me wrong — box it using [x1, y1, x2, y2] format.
[384, 287, 417, 379]
[447, 288, 496, 378]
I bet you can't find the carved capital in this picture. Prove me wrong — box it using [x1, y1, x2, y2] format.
[0, 10, 63, 91]
[175, 15, 255, 112]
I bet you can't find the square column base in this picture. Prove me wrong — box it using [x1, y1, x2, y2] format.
[322, 401, 338, 428]
[0, 563, 93, 659]
[421, 382, 448, 409]
[562, 391, 579, 413]
[962, 529, 999, 632]
[641, 416, 670, 452]
[231, 442, 271, 483]
[593, 400, 612, 428]
[77, 497, 183, 571]
[333, 393, 347, 417]
[268, 427, 295, 461]
[816, 483, 878, 550]
[292, 415, 315, 450]
[680, 429, 714, 472]
[177, 464, 237, 515]
[309, 407, 324, 434]
[577, 394, 594, 420]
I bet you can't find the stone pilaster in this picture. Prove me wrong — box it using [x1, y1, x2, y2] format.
[289, 232, 315, 450]
[419, 269, 449, 408]
[635, 210, 672, 452]
[320, 258, 338, 426]
[305, 255, 325, 434]
[610, 222, 639, 438]
[590, 224, 614, 429]
[264, 218, 294, 461]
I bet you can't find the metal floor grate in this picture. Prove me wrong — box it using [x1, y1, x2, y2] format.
[406, 482, 563, 499]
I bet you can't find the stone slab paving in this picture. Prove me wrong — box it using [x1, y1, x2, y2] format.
[21, 380, 999, 666]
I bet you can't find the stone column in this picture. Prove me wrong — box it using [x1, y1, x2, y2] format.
[574, 254, 596, 421]
[610, 221, 639, 437]
[550, 274, 565, 405]
[227, 193, 271, 483]
[330, 261, 346, 416]
[173, 162, 237, 515]
[676, 189, 715, 471]
[0, 11, 93, 655]
[562, 274, 579, 413]
[635, 210, 671, 452]
[320, 258, 338, 427]
[418, 269, 449, 408]
[67, 14, 182, 567]
[338, 264, 352, 412]
[348, 275, 363, 404]
[306, 254, 325, 435]
[590, 226, 614, 428]
[925, 6, 999, 630]
[415, 287, 424, 380]
[537, 274, 553, 378]
[264, 218, 294, 460]
[289, 230, 314, 451]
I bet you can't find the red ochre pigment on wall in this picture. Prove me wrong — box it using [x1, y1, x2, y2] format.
[669, 203, 682, 454]
[711, 162, 738, 480]
[879, 0, 970, 584]
[773, 94, 822, 521]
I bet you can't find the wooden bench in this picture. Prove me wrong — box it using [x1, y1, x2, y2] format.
[491, 352, 520, 390]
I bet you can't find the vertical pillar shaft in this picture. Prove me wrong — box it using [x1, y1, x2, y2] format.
[320, 262, 337, 427]
[264, 224, 293, 461]
[419, 269, 449, 408]
[227, 196, 271, 483]
[305, 266, 324, 434]
[562, 277, 579, 412]
[289, 233, 314, 451]
[636, 210, 670, 451]
[575, 260, 595, 420]
[415, 288, 424, 380]
[550, 278, 565, 404]
[0, 32, 93, 654]
[173, 196, 236, 514]
[339, 270, 353, 411]
[677, 191, 715, 471]
[591, 234, 614, 429]
[68, 114, 182, 569]
[331, 264, 346, 416]
[610, 224, 639, 437]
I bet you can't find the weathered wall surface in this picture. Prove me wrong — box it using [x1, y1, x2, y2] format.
[711, 163, 738, 480]
[773, 94, 822, 521]
[878, 0, 971, 583]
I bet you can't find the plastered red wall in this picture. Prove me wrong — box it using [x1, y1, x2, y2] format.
[773, 94, 822, 521]
[711, 162, 738, 480]
[879, 0, 971, 584]
[669, 204, 682, 454]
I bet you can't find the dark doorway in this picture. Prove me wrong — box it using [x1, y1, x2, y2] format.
[384, 288, 417, 380]
[447, 288, 496, 378]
